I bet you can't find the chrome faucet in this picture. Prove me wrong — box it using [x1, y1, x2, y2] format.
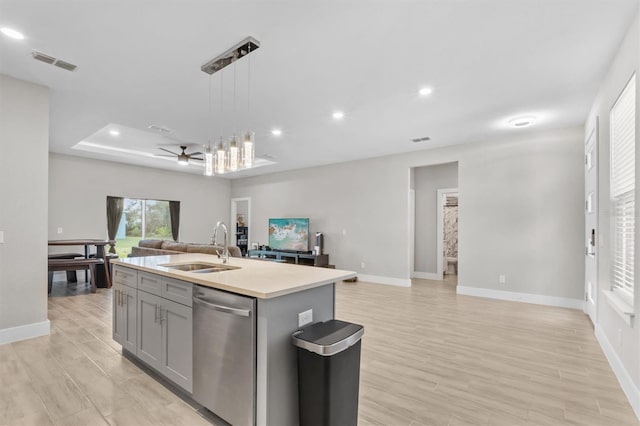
[211, 221, 229, 263]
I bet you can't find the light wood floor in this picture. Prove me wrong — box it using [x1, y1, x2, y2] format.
[0, 276, 637, 425]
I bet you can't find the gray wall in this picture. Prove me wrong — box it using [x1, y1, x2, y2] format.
[49, 154, 231, 245]
[232, 126, 584, 301]
[414, 162, 458, 274]
[458, 130, 584, 299]
[587, 12, 640, 397]
[0, 75, 50, 338]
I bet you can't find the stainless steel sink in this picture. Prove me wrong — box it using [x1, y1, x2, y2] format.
[160, 262, 240, 273]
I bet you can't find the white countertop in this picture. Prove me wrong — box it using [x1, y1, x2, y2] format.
[111, 253, 356, 299]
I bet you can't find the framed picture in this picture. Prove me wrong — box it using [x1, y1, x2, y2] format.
[237, 214, 246, 226]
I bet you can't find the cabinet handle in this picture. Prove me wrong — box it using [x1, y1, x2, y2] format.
[154, 304, 158, 323]
[114, 290, 119, 307]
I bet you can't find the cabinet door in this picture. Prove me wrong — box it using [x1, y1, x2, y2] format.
[112, 283, 125, 345]
[122, 287, 138, 354]
[161, 299, 193, 393]
[137, 291, 163, 370]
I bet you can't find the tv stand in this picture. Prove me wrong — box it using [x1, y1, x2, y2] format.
[248, 249, 329, 267]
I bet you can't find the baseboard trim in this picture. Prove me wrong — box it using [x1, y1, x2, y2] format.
[413, 271, 440, 280]
[357, 274, 411, 287]
[456, 286, 583, 310]
[0, 319, 50, 345]
[595, 324, 640, 420]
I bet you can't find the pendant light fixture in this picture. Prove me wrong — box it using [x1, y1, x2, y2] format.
[201, 37, 260, 175]
[204, 75, 214, 176]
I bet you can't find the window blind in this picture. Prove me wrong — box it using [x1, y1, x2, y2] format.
[610, 74, 636, 300]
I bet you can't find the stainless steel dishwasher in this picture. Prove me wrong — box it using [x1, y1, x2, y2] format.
[193, 285, 256, 426]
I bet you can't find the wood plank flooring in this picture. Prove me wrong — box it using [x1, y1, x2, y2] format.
[0, 275, 637, 425]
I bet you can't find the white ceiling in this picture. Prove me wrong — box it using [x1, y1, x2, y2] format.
[0, 0, 637, 178]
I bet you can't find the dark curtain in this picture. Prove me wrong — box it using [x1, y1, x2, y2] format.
[169, 201, 181, 241]
[106, 196, 124, 254]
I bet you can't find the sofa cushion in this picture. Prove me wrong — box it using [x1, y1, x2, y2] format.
[186, 244, 219, 255]
[138, 239, 165, 249]
[161, 241, 189, 252]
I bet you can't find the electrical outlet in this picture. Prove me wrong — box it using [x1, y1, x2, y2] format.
[499, 275, 506, 284]
[361, 262, 365, 269]
[57, 227, 63, 234]
[298, 309, 313, 328]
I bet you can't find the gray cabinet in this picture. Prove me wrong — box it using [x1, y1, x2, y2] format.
[160, 298, 193, 392]
[136, 279, 193, 393]
[137, 290, 163, 370]
[113, 266, 137, 355]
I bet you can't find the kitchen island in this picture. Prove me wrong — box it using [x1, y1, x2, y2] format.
[111, 253, 356, 426]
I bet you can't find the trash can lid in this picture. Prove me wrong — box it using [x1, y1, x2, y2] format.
[292, 319, 364, 356]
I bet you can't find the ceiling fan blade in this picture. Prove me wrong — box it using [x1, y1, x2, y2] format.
[153, 154, 176, 158]
[158, 147, 179, 155]
[189, 151, 203, 156]
[190, 157, 204, 161]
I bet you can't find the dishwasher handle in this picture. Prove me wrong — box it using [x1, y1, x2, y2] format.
[193, 296, 251, 317]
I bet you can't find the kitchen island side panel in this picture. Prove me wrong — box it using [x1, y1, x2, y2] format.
[256, 283, 335, 426]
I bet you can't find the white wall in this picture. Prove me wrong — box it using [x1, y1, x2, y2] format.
[0, 75, 50, 343]
[587, 12, 640, 418]
[49, 154, 231, 246]
[232, 126, 584, 295]
[414, 162, 458, 274]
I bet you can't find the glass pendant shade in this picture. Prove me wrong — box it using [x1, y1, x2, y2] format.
[215, 141, 227, 174]
[204, 146, 214, 176]
[229, 136, 239, 172]
[242, 131, 254, 168]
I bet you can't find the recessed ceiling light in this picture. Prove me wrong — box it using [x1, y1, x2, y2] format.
[0, 27, 25, 40]
[109, 129, 120, 136]
[418, 87, 433, 96]
[332, 111, 344, 120]
[271, 129, 282, 136]
[508, 116, 536, 128]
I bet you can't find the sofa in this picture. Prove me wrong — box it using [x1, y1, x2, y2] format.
[130, 239, 242, 258]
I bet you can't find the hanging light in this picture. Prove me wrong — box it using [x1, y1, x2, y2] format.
[215, 139, 226, 174]
[228, 135, 240, 171]
[204, 70, 215, 176]
[242, 131, 254, 168]
[204, 146, 214, 176]
[201, 37, 260, 174]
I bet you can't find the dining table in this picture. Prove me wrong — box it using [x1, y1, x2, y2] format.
[48, 239, 113, 288]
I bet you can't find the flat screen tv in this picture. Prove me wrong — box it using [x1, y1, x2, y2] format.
[268, 218, 309, 252]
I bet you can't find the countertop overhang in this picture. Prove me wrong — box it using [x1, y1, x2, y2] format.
[111, 254, 356, 299]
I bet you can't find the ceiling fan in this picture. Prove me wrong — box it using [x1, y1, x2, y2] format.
[154, 145, 203, 165]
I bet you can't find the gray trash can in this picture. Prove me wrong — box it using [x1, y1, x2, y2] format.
[292, 319, 364, 426]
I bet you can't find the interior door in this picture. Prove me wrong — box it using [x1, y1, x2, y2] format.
[584, 119, 598, 323]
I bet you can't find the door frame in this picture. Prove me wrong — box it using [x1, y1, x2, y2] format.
[584, 118, 598, 323]
[230, 197, 251, 250]
[437, 188, 459, 280]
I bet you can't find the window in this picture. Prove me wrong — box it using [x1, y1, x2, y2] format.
[115, 198, 173, 257]
[610, 74, 635, 303]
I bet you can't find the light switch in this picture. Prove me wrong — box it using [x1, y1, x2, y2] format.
[57, 227, 63, 234]
[0, 231, 4, 244]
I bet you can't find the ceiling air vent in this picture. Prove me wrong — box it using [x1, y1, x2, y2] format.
[148, 124, 173, 133]
[32, 50, 77, 72]
[32, 51, 55, 64]
[54, 60, 77, 72]
[411, 136, 431, 143]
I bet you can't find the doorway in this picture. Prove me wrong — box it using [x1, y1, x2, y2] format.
[411, 162, 458, 281]
[230, 198, 251, 256]
[437, 189, 459, 281]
